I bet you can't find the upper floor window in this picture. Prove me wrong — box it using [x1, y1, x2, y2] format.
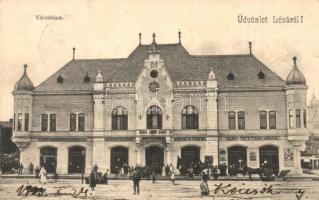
[237, 111, 245, 129]
[17, 113, 22, 131]
[181, 105, 199, 129]
[50, 114, 56, 131]
[296, 109, 301, 128]
[112, 107, 128, 130]
[228, 111, 236, 130]
[289, 109, 293, 128]
[303, 109, 307, 128]
[41, 114, 48, 131]
[41, 113, 56, 132]
[269, 111, 276, 129]
[70, 113, 77, 131]
[147, 105, 162, 129]
[259, 111, 267, 129]
[78, 113, 85, 131]
[24, 113, 29, 131]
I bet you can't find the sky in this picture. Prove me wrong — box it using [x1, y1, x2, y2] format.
[0, 0, 319, 121]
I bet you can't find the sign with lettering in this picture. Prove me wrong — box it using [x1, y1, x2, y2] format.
[104, 137, 135, 142]
[38, 138, 87, 142]
[284, 147, 294, 167]
[220, 136, 280, 141]
[174, 137, 206, 141]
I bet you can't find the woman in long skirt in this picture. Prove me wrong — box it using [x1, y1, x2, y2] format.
[39, 166, 47, 184]
[200, 170, 209, 196]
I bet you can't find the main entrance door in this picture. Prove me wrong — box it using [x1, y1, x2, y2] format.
[228, 146, 247, 169]
[259, 145, 279, 174]
[145, 146, 164, 168]
[110, 147, 128, 174]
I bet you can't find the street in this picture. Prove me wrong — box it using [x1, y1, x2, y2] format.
[1, 178, 319, 200]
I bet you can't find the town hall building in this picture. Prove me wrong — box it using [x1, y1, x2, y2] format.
[12, 32, 309, 175]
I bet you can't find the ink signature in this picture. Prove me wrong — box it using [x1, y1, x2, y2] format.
[16, 184, 89, 198]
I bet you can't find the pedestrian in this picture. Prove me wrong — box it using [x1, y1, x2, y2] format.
[170, 164, 175, 185]
[200, 170, 210, 196]
[29, 162, 34, 174]
[212, 165, 219, 180]
[35, 166, 40, 178]
[39, 166, 47, 184]
[132, 170, 141, 195]
[103, 169, 108, 184]
[18, 162, 23, 176]
[151, 167, 156, 183]
[89, 170, 96, 199]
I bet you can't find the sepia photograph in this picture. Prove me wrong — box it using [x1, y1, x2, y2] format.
[0, 0, 319, 199]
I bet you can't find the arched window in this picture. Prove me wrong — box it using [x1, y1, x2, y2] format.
[112, 107, 128, 130]
[70, 113, 76, 131]
[182, 105, 199, 129]
[147, 105, 162, 129]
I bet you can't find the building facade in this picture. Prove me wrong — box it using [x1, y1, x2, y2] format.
[301, 94, 319, 170]
[12, 33, 309, 175]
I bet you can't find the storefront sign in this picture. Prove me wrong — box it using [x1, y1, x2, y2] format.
[105, 137, 135, 142]
[284, 147, 294, 167]
[250, 152, 256, 161]
[174, 137, 206, 141]
[220, 136, 280, 141]
[38, 138, 87, 142]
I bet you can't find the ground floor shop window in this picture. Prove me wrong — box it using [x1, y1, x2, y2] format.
[68, 146, 86, 173]
[259, 145, 279, 174]
[40, 147, 57, 173]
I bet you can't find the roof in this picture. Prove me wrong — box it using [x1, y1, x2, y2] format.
[33, 43, 287, 92]
[14, 65, 35, 91]
[286, 57, 306, 85]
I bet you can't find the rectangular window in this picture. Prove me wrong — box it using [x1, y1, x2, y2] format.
[238, 111, 245, 129]
[296, 109, 301, 128]
[303, 109, 307, 128]
[17, 113, 22, 131]
[78, 113, 85, 131]
[289, 110, 293, 128]
[41, 114, 48, 131]
[24, 113, 29, 131]
[259, 111, 267, 129]
[269, 111, 276, 129]
[50, 114, 56, 131]
[228, 112, 236, 130]
[70, 113, 76, 131]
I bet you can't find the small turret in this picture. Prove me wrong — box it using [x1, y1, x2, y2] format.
[14, 64, 34, 92]
[286, 56, 306, 85]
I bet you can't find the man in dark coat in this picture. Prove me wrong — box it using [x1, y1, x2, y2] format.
[29, 163, 34, 174]
[89, 170, 96, 198]
[132, 170, 141, 195]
